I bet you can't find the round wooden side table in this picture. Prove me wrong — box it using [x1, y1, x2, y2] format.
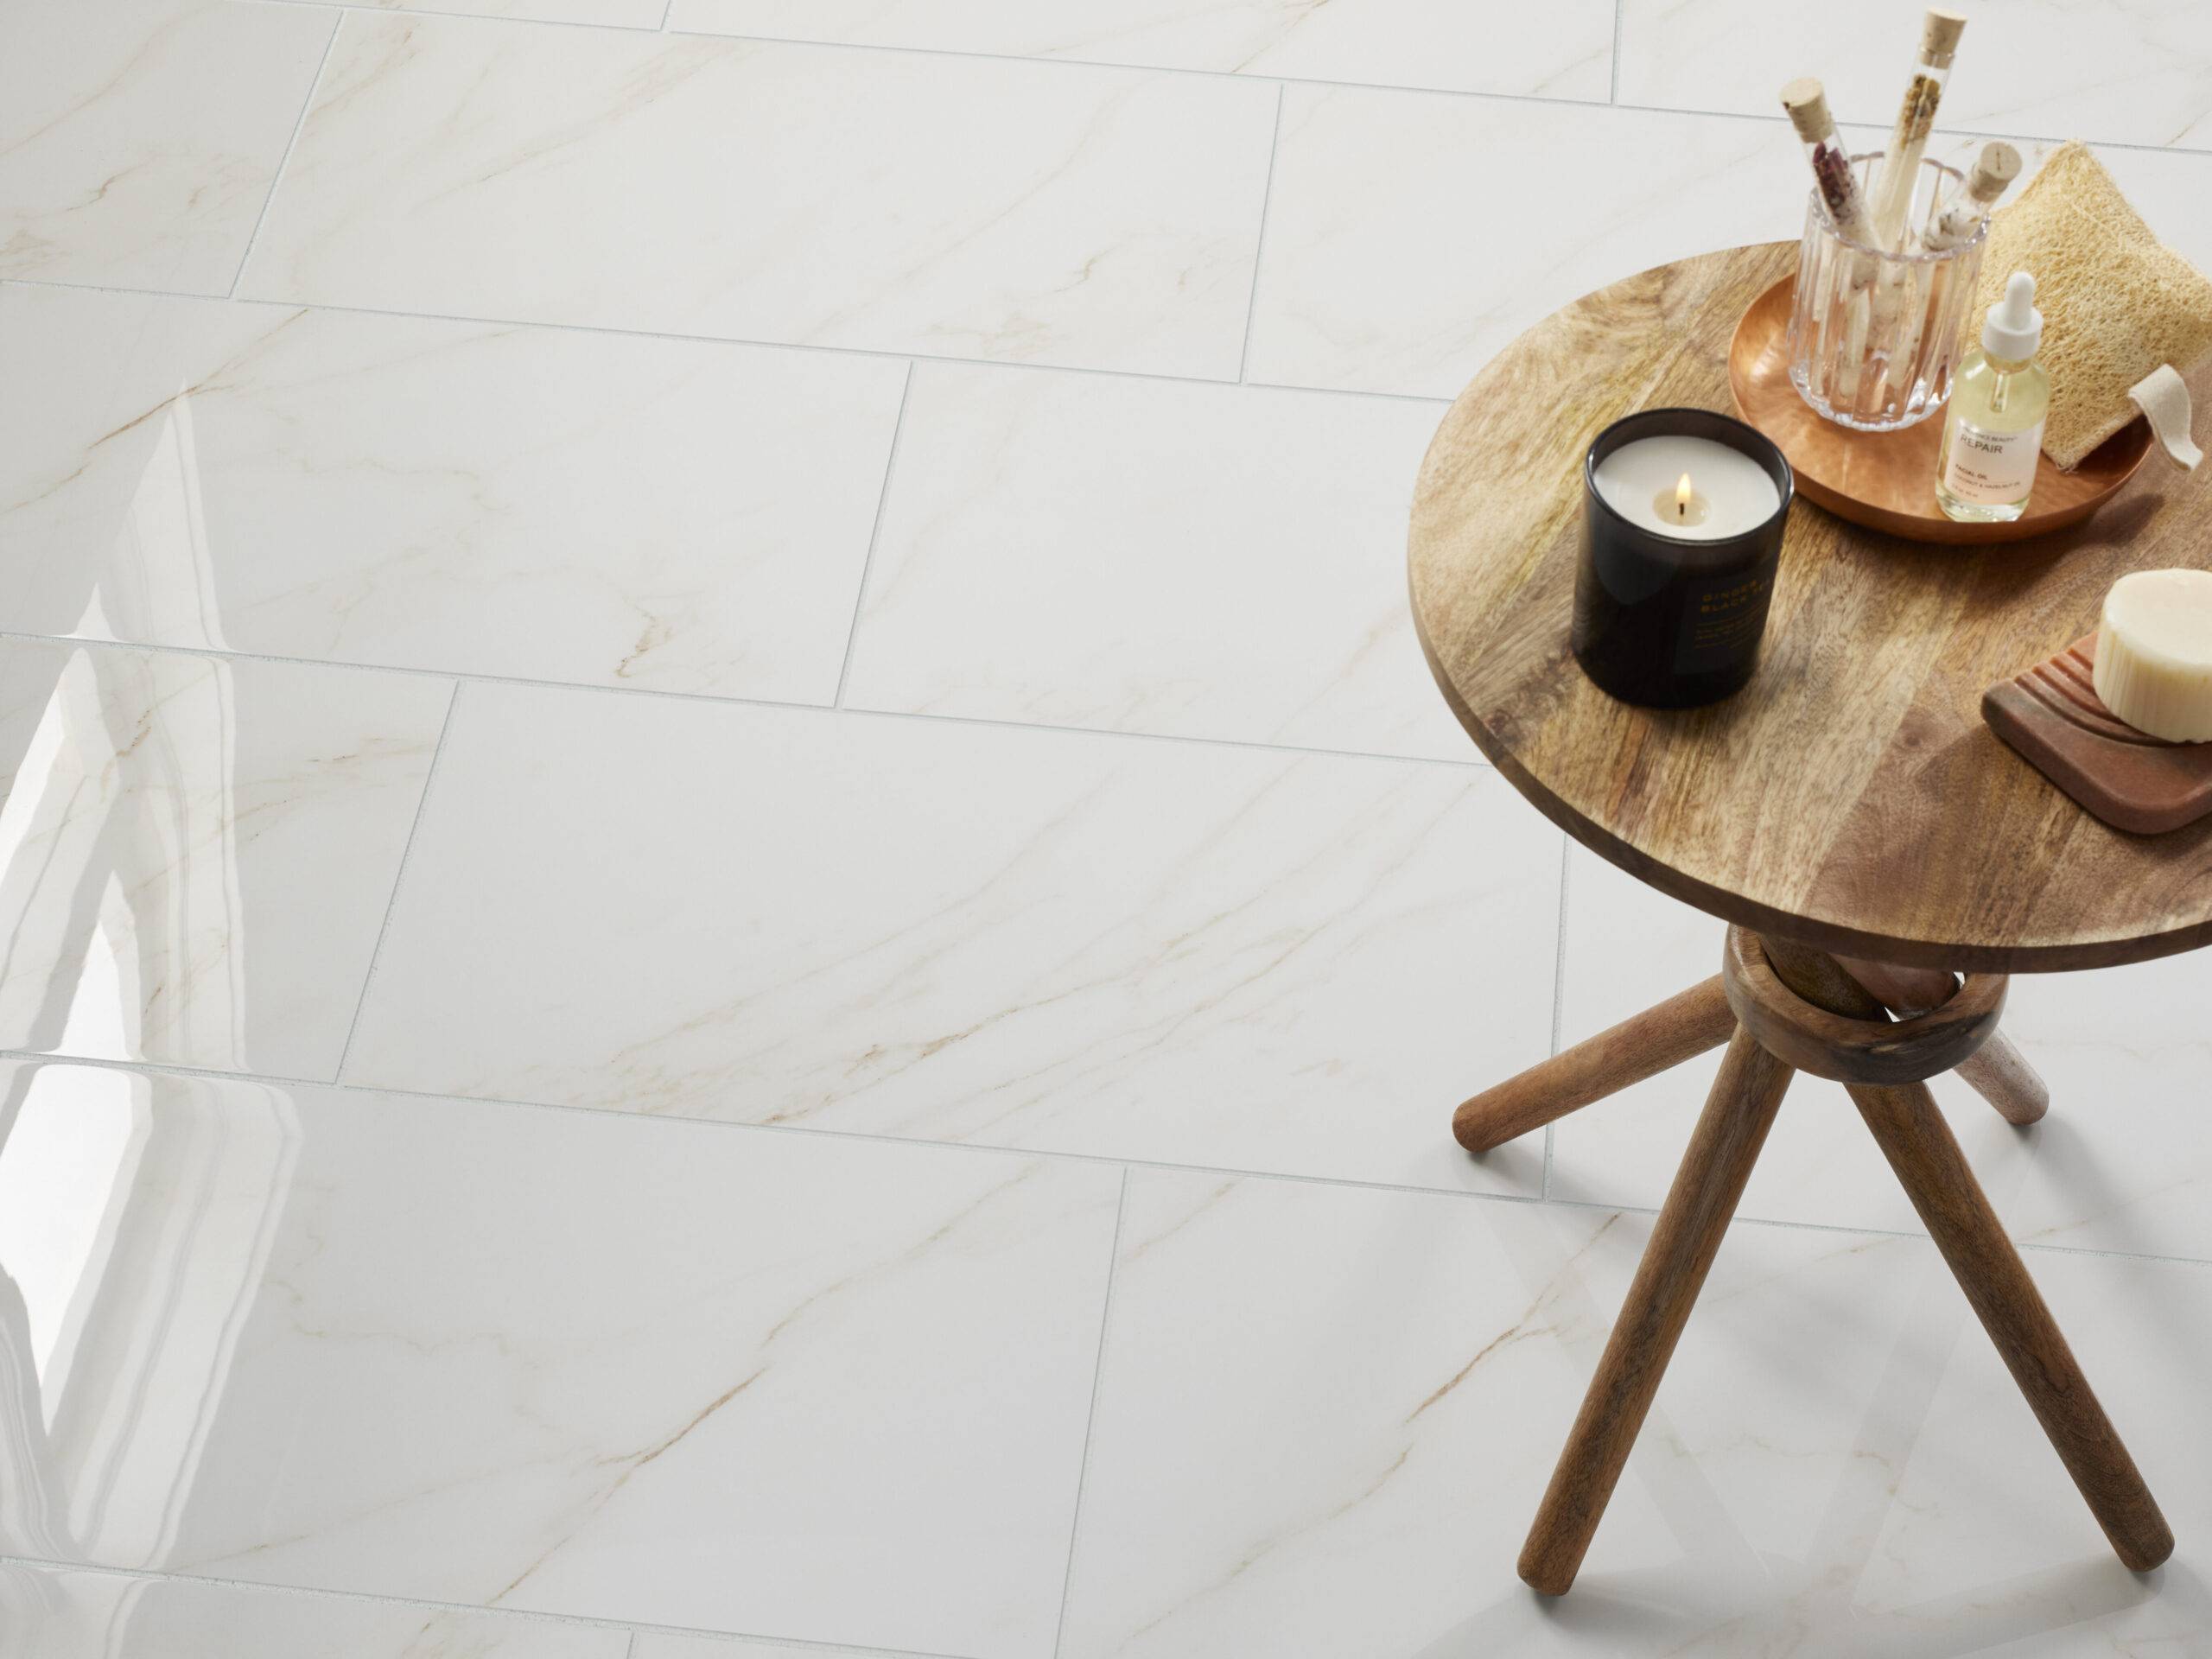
[1409, 241, 2212, 1598]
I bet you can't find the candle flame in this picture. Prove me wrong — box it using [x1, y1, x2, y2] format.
[1675, 473, 1694, 518]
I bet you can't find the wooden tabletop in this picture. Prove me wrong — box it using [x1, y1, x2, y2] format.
[1408, 242, 2212, 973]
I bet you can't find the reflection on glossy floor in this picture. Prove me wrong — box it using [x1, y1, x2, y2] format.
[4, 2, 2212, 1655]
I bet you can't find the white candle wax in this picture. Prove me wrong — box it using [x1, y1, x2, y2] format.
[1592, 434, 1782, 541]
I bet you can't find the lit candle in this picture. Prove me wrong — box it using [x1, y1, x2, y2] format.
[1589, 435, 1784, 541]
[1573, 410, 1795, 708]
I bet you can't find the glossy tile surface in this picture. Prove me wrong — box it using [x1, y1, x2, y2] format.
[344, 688, 1557, 1193]
[0, 1562, 625, 1659]
[0, 0, 335, 295]
[0, 285, 905, 701]
[239, 16, 1278, 378]
[2002, 950, 2212, 1263]
[669, 0, 1615, 100]
[1618, 0, 2212, 151]
[11, 0, 2212, 1651]
[0, 1062, 1119, 1657]
[0, 641, 448, 1077]
[842, 364, 1468, 759]
[1058, 1169, 2212, 1658]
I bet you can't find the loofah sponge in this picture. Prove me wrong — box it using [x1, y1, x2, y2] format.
[1973, 141, 2212, 468]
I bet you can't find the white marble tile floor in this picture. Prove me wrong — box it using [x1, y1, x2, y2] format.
[3, 0, 2211, 1652]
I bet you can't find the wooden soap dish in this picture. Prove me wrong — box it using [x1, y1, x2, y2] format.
[1729, 275, 2152, 544]
[1983, 632, 2212, 833]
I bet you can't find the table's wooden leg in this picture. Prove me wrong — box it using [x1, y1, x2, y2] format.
[1453, 975, 1736, 1154]
[1847, 1076, 2173, 1570]
[1516, 1024, 1792, 1595]
[1768, 938, 2171, 1573]
[1838, 955, 2050, 1126]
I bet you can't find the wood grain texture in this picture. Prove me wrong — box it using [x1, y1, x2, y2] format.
[1516, 1024, 1793, 1596]
[1984, 632, 2212, 835]
[1722, 927, 2003, 1084]
[1765, 941, 2176, 1573]
[1730, 275, 2152, 544]
[1838, 954, 2050, 1124]
[1452, 974, 1736, 1152]
[1409, 242, 2212, 973]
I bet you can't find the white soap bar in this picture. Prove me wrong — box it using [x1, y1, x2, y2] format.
[2093, 569, 2212, 743]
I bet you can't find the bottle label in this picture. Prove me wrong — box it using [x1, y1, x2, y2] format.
[1942, 416, 2044, 505]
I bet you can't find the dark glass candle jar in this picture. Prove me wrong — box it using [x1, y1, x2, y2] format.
[1571, 409, 1795, 708]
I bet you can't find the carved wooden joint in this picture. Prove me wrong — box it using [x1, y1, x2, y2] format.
[1721, 926, 2006, 1084]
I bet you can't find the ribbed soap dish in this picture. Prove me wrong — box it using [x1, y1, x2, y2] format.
[1983, 633, 2212, 833]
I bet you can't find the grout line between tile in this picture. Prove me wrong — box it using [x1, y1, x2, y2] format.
[13, 1047, 2212, 1274]
[0, 627, 1489, 772]
[1543, 831, 1571, 1200]
[227, 9, 342, 302]
[1, 274, 1463, 407]
[240, 0, 662, 35]
[329, 680, 464, 1082]
[1235, 84, 1285, 385]
[0, 1552, 965, 1659]
[834, 361, 913, 709]
[1241, 379, 1452, 406]
[624, 1630, 639, 1659]
[1608, 0, 1623, 104]
[641, 23, 2212, 157]
[1051, 1165, 1128, 1658]
[168, 4, 2212, 160]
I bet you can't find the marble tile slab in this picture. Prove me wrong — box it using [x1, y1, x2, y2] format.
[842, 364, 1470, 760]
[1057, 1168, 2212, 1657]
[0, 1, 336, 296]
[1245, 91, 2212, 403]
[0, 285, 905, 702]
[1998, 950, 2212, 1265]
[1244, 92, 1811, 400]
[667, 0, 1614, 101]
[0, 641, 449, 1078]
[0, 1061, 1120, 1657]
[342, 688, 1559, 1193]
[238, 16, 1278, 379]
[0, 1562, 624, 1659]
[1618, 0, 2212, 152]
[1545, 844, 2032, 1239]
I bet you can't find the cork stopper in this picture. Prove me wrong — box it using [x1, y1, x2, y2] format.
[1921, 8, 1967, 57]
[1780, 77, 1834, 143]
[1967, 141, 2023, 203]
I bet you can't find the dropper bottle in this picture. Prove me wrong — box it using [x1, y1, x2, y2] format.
[1936, 271, 2050, 523]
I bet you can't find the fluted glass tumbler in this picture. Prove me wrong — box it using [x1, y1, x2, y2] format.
[1787, 153, 1986, 432]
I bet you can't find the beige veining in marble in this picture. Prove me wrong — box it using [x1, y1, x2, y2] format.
[341, 687, 1560, 1193]
[238, 15, 1279, 378]
[668, 0, 1615, 100]
[0, 0, 336, 294]
[0, 284, 906, 701]
[0, 641, 449, 1077]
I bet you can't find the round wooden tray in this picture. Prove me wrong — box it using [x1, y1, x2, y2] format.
[1728, 274, 2152, 544]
